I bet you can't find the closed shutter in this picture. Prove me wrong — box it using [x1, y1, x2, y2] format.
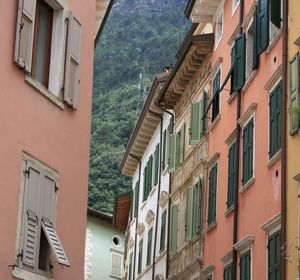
[143, 167, 147, 201]
[14, 0, 37, 72]
[224, 264, 232, 280]
[111, 252, 122, 277]
[40, 175, 56, 222]
[138, 239, 143, 274]
[130, 189, 134, 221]
[190, 102, 200, 144]
[146, 228, 153, 265]
[154, 144, 159, 186]
[64, 12, 82, 109]
[160, 210, 166, 252]
[169, 134, 176, 172]
[268, 231, 280, 280]
[192, 181, 200, 237]
[242, 119, 254, 184]
[185, 187, 193, 241]
[253, 6, 260, 70]
[258, 0, 269, 54]
[289, 53, 300, 134]
[227, 142, 237, 208]
[170, 204, 179, 256]
[134, 181, 139, 218]
[240, 250, 251, 280]
[212, 70, 220, 120]
[179, 124, 185, 164]
[148, 155, 153, 193]
[128, 253, 133, 280]
[233, 34, 246, 91]
[208, 165, 217, 225]
[270, 0, 281, 28]
[162, 130, 166, 170]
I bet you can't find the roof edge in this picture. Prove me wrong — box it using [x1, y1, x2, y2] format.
[184, 0, 196, 18]
[87, 207, 113, 223]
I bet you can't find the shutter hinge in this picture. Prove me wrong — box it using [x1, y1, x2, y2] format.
[19, 22, 24, 33]
[17, 250, 23, 261]
[55, 183, 59, 192]
[24, 168, 30, 177]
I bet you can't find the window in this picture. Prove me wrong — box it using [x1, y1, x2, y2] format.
[232, 34, 246, 92]
[112, 235, 122, 247]
[169, 134, 176, 173]
[160, 210, 167, 252]
[14, 0, 82, 108]
[268, 231, 280, 280]
[224, 264, 232, 280]
[146, 228, 153, 266]
[206, 275, 213, 280]
[208, 164, 217, 226]
[269, 81, 282, 158]
[18, 155, 69, 277]
[154, 143, 160, 186]
[289, 53, 300, 135]
[170, 204, 179, 256]
[163, 120, 172, 171]
[227, 142, 237, 208]
[111, 252, 122, 278]
[215, 10, 223, 48]
[245, 20, 255, 80]
[138, 239, 143, 274]
[232, 0, 240, 14]
[269, 0, 282, 42]
[242, 119, 254, 185]
[175, 123, 185, 168]
[128, 253, 133, 280]
[240, 250, 251, 280]
[143, 156, 153, 201]
[212, 70, 221, 122]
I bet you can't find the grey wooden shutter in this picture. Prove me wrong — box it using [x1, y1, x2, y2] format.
[64, 12, 83, 109]
[40, 175, 56, 222]
[190, 102, 200, 144]
[22, 166, 41, 268]
[185, 187, 193, 241]
[14, 0, 37, 73]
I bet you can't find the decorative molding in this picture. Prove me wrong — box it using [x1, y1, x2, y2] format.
[294, 36, 300, 46]
[240, 177, 255, 193]
[242, 1, 258, 29]
[238, 103, 257, 127]
[264, 65, 282, 91]
[221, 251, 233, 266]
[211, 57, 223, 77]
[201, 265, 215, 277]
[206, 153, 220, 169]
[293, 172, 300, 182]
[225, 128, 238, 146]
[145, 210, 155, 225]
[261, 213, 281, 233]
[233, 235, 254, 252]
[227, 25, 239, 46]
[266, 149, 281, 169]
[266, 28, 283, 54]
[155, 274, 164, 280]
[128, 237, 134, 250]
[137, 223, 145, 236]
[159, 191, 169, 208]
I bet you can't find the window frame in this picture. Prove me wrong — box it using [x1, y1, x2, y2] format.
[207, 164, 218, 226]
[212, 68, 221, 123]
[215, 7, 224, 49]
[110, 252, 123, 278]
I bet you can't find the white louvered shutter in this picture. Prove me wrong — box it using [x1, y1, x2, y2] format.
[14, 0, 36, 73]
[64, 12, 83, 109]
[111, 253, 122, 277]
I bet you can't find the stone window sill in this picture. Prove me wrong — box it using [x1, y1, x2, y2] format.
[266, 149, 281, 169]
[240, 177, 255, 193]
[25, 75, 64, 110]
[225, 204, 234, 217]
[140, 201, 146, 210]
[242, 70, 257, 93]
[12, 267, 53, 280]
[227, 91, 237, 104]
[210, 114, 221, 131]
[266, 27, 283, 54]
[206, 221, 217, 233]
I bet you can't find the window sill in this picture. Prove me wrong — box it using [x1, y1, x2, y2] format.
[266, 27, 283, 54]
[206, 221, 217, 233]
[266, 149, 281, 169]
[12, 267, 53, 280]
[242, 70, 257, 93]
[149, 185, 157, 199]
[227, 91, 237, 104]
[109, 274, 122, 279]
[162, 165, 169, 176]
[25, 75, 64, 110]
[210, 114, 221, 131]
[240, 177, 255, 193]
[225, 204, 234, 217]
[140, 201, 146, 210]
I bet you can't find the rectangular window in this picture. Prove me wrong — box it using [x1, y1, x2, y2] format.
[268, 231, 280, 280]
[143, 156, 153, 201]
[232, 0, 240, 14]
[160, 210, 167, 252]
[192, 180, 202, 237]
[162, 129, 167, 171]
[224, 264, 232, 280]
[154, 144, 160, 186]
[170, 204, 179, 256]
[185, 186, 193, 241]
[128, 253, 133, 280]
[208, 164, 217, 225]
[240, 250, 251, 280]
[269, 0, 282, 41]
[242, 119, 254, 185]
[246, 20, 254, 80]
[227, 142, 237, 208]
[232, 33, 246, 91]
[215, 10, 223, 47]
[111, 252, 122, 278]
[212, 70, 221, 122]
[146, 228, 153, 266]
[138, 239, 143, 274]
[269, 81, 282, 158]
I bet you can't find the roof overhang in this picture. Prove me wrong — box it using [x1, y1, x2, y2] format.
[157, 33, 214, 109]
[113, 192, 132, 231]
[87, 207, 113, 224]
[120, 72, 169, 177]
[185, 0, 222, 23]
[94, 0, 114, 46]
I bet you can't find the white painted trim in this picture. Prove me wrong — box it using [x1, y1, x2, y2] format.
[12, 267, 53, 280]
[260, 213, 281, 233]
[234, 234, 254, 252]
[214, 6, 224, 50]
[231, 0, 240, 16]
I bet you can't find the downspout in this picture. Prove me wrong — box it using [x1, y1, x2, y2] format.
[232, 0, 244, 279]
[281, 0, 288, 278]
[148, 109, 163, 280]
[154, 101, 175, 279]
[129, 153, 141, 280]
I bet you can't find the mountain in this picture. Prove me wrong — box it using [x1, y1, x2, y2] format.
[89, 0, 191, 214]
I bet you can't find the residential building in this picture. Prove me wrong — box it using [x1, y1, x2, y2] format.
[85, 208, 126, 280]
[157, 25, 214, 280]
[120, 71, 172, 280]
[0, 0, 112, 279]
[286, 0, 300, 278]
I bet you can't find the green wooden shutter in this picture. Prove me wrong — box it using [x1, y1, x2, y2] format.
[253, 6, 260, 70]
[240, 250, 251, 280]
[162, 129, 166, 170]
[179, 123, 185, 164]
[233, 33, 246, 91]
[270, 0, 281, 28]
[268, 231, 280, 280]
[212, 70, 220, 120]
[169, 134, 176, 172]
[170, 204, 179, 256]
[143, 167, 147, 201]
[192, 182, 200, 237]
[138, 239, 143, 274]
[134, 181, 139, 217]
[190, 102, 200, 144]
[242, 119, 254, 184]
[160, 210, 166, 252]
[224, 264, 232, 280]
[148, 155, 153, 193]
[199, 97, 205, 139]
[185, 187, 193, 241]
[227, 142, 237, 208]
[175, 132, 180, 167]
[230, 45, 236, 95]
[258, 0, 269, 54]
[146, 228, 153, 265]
[208, 165, 217, 225]
[289, 53, 300, 134]
[154, 144, 159, 186]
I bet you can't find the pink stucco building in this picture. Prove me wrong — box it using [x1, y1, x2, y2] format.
[0, 0, 112, 279]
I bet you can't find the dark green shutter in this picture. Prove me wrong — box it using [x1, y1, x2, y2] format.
[192, 181, 200, 237]
[154, 144, 159, 186]
[208, 165, 217, 225]
[230, 45, 236, 95]
[138, 239, 143, 274]
[289, 53, 300, 134]
[270, 0, 281, 28]
[253, 6, 260, 70]
[268, 231, 280, 280]
[160, 210, 166, 252]
[224, 264, 232, 280]
[212, 70, 220, 121]
[233, 33, 246, 91]
[170, 204, 179, 256]
[242, 119, 254, 184]
[148, 155, 153, 193]
[169, 134, 176, 172]
[190, 102, 201, 144]
[134, 181, 139, 217]
[258, 0, 269, 54]
[146, 228, 153, 265]
[227, 142, 237, 208]
[143, 167, 147, 201]
[240, 250, 251, 280]
[175, 132, 180, 168]
[185, 187, 193, 241]
[162, 129, 166, 170]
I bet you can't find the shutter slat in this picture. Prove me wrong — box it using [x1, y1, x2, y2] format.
[233, 33, 246, 91]
[170, 205, 178, 256]
[169, 134, 176, 172]
[258, 0, 269, 53]
[190, 103, 200, 144]
[185, 187, 193, 241]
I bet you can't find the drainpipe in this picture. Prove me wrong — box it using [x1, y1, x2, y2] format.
[281, 0, 288, 278]
[154, 101, 175, 279]
[148, 109, 163, 280]
[129, 153, 141, 280]
[232, 0, 244, 279]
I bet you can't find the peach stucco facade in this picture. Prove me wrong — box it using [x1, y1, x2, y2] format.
[0, 0, 99, 279]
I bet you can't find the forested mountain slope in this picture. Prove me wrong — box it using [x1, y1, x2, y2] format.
[89, 0, 190, 213]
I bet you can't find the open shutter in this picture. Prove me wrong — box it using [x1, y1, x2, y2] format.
[230, 45, 236, 95]
[148, 155, 153, 192]
[179, 124, 185, 164]
[170, 205, 178, 256]
[64, 12, 83, 109]
[289, 53, 300, 134]
[269, 89, 276, 156]
[134, 181, 139, 218]
[154, 144, 159, 186]
[190, 102, 200, 144]
[185, 187, 193, 241]
[14, 0, 37, 72]
[42, 220, 70, 266]
[233, 34, 246, 91]
[192, 182, 200, 237]
[270, 0, 281, 28]
[143, 167, 147, 201]
[160, 210, 166, 252]
[162, 130, 166, 170]
[169, 134, 176, 172]
[22, 166, 41, 268]
[253, 6, 260, 70]
[258, 0, 269, 54]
